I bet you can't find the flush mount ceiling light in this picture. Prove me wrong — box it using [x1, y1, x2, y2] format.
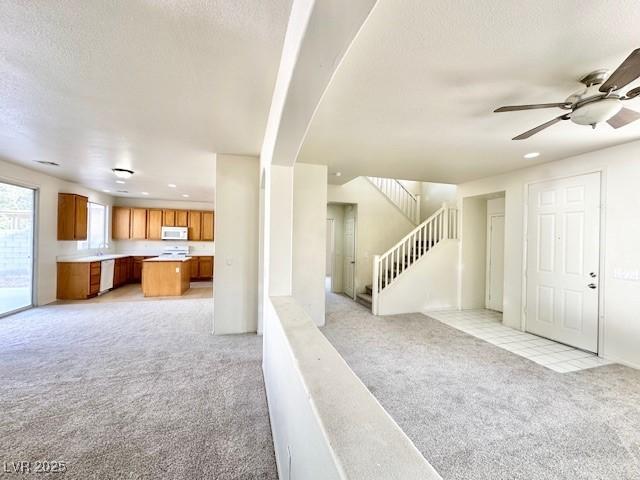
[168, 183, 177, 188]
[115, 180, 126, 184]
[523, 152, 540, 159]
[35, 160, 60, 167]
[141, 191, 149, 196]
[112, 168, 134, 179]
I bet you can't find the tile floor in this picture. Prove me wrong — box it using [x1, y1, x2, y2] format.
[425, 309, 613, 373]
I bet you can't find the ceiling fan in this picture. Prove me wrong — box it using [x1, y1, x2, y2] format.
[495, 48, 640, 140]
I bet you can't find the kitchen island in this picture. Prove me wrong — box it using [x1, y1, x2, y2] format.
[142, 257, 191, 297]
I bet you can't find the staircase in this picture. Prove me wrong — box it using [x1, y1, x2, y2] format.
[356, 203, 458, 313]
[366, 176, 420, 224]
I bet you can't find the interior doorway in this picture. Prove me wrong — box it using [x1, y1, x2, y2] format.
[326, 203, 357, 299]
[486, 199, 505, 312]
[525, 172, 601, 352]
[0, 181, 36, 317]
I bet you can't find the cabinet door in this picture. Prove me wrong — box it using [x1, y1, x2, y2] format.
[57, 193, 76, 240]
[132, 257, 144, 282]
[190, 257, 199, 280]
[201, 211, 214, 241]
[163, 210, 176, 227]
[198, 256, 213, 278]
[175, 210, 188, 227]
[131, 209, 147, 239]
[74, 195, 88, 240]
[112, 207, 131, 240]
[188, 211, 202, 240]
[147, 209, 163, 240]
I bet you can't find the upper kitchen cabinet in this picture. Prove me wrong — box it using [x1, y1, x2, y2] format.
[201, 211, 214, 241]
[163, 210, 175, 227]
[188, 211, 202, 240]
[130, 208, 147, 239]
[146, 209, 163, 240]
[112, 207, 131, 240]
[57, 193, 88, 240]
[175, 210, 188, 227]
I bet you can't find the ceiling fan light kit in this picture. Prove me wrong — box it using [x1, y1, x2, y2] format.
[495, 48, 640, 139]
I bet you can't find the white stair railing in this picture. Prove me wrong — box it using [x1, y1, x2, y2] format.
[367, 176, 420, 224]
[371, 203, 458, 314]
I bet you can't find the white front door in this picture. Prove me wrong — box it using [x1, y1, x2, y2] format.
[343, 217, 356, 298]
[487, 214, 504, 312]
[526, 172, 601, 352]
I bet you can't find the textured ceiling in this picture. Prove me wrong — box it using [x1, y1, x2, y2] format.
[300, 0, 640, 185]
[0, 0, 292, 201]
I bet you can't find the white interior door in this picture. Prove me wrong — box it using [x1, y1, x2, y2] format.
[526, 172, 601, 352]
[343, 217, 355, 298]
[487, 214, 504, 312]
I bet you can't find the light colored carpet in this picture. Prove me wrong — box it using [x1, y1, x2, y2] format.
[0, 297, 276, 479]
[322, 291, 640, 480]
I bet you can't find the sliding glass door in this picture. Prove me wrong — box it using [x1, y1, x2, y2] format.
[0, 181, 35, 316]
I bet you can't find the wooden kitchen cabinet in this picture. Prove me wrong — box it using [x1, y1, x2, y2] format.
[57, 261, 101, 299]
[57, 193, 88, 240]
[198, 256, 213, 278]
[190, 256, 200, 280]
[112, 207, 131, 240]
[130, 208, 147, 239]
[201, 211, 214, 241]
[163, 209, 175, 227]
[146, 209, 163, 240]
[188, 211, 202, 240]
[114, 257, 132, 287]
[175, 210, 188, 227]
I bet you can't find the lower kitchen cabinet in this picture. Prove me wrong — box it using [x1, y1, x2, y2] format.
[189, 256, 214, 280]
[57, 262, 101, 300]
[114, 257, 132, 287]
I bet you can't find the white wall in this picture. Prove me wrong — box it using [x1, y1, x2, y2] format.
[0, 159, 115, 306]
[326, 204, 345, 293]
[112, 197, 215, 256]
[214, 154, 259, 334]
[378, 240, 458, 315]
[328, 177, 415, 294]
[420, 182, 458, 221]
[292, 163, 327, 326]
[460, 196, 487, 309]
[457, 140, 640, 368]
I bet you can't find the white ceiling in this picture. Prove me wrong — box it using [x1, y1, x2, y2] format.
[299, 0, 640, 185]
[0, 0, 292, 201]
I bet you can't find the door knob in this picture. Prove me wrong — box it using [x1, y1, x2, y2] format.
[587, 283, 597, 289]
[589, 272, 597, 278]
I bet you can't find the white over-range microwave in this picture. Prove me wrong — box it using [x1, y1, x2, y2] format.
[161, 226, 188, 240]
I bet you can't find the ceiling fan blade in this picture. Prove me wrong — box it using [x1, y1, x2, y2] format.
[512, 115, 568, 140]
[494, 103, 569, 112]
[606, 107, 640, 129]
[599, 48, 640, 92]
[624, 86, 640, 99]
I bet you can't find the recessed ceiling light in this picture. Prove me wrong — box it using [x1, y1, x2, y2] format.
[112, 168, 134, 179]
[168, 183, 177, 188]
[115, 180, 126, 184]
[523, 152, 540, 159]
[103, 189, 111, 193]
[141, 192, 149, 195]
[35, 160, 60, 167]
[182, 194, 190, 198]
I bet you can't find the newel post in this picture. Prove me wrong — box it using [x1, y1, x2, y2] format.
[372, 255, 380, 316]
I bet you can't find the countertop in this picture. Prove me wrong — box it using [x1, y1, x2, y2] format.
[143, 256, 192, 263]
[57, 253, 212, 263]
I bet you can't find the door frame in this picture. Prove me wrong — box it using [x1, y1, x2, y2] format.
[343, 206, 357, 300]
[485, 213, 504, 312]
[326, 218, 335, 291]
[0, 177, 39, 318]
[521, 168, 607, 356]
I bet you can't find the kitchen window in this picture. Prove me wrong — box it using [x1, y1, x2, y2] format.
[78, 202, 109, 250]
